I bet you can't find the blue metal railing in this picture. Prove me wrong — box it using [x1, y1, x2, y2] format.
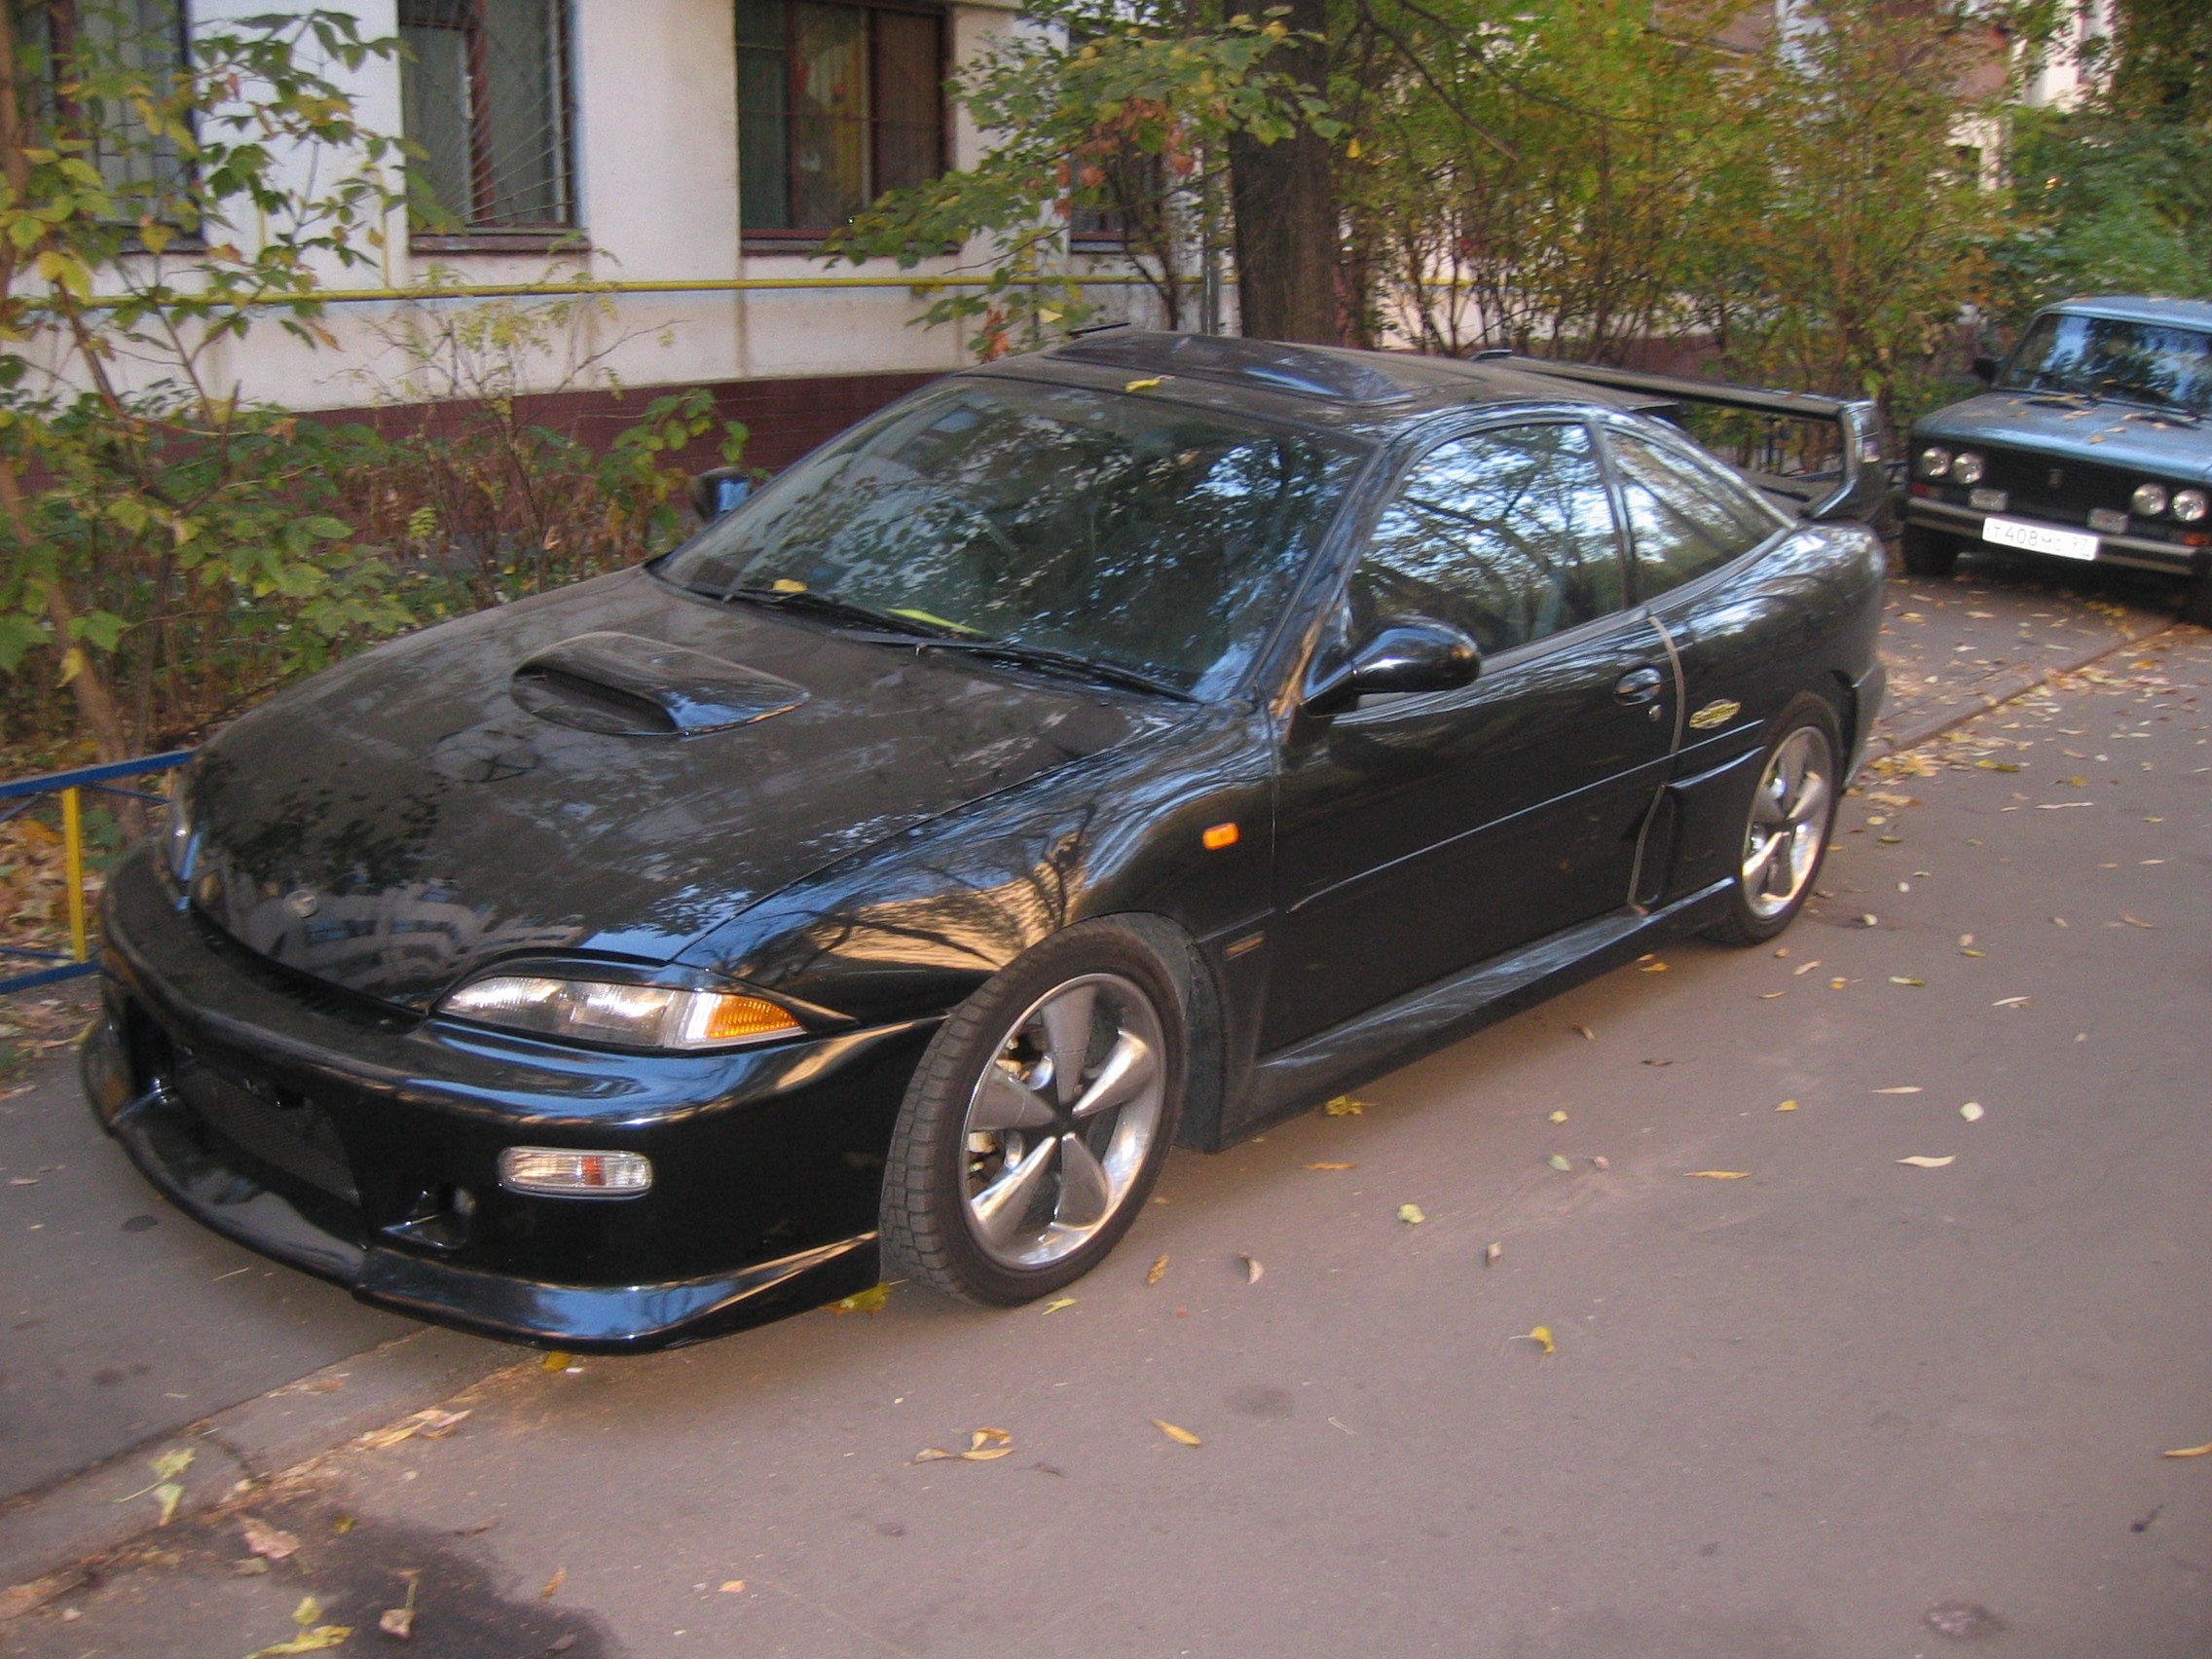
[1, 750, 194, 995]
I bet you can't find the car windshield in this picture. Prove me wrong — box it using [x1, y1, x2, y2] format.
[1998, 313, 2212, 416]
[656, 377, 1364, 699]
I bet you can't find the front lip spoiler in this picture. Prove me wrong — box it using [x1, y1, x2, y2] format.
[102, 1076, 879, 1354]
[1903, 497, 2203, 574]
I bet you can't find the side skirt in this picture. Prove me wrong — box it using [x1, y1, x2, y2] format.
[1229, 878, 1735, 1142]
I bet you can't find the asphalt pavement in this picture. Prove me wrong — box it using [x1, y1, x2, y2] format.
[0, 553, 2205, 1656]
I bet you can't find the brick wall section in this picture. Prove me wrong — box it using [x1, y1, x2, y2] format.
[311, 368, 947, 476]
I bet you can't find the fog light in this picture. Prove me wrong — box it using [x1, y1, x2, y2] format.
[498, 1147, 653, 1198]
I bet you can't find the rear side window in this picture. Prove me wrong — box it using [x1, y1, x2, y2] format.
[1351, 422, 1626, 657]
[1607, 431, 1780, 599]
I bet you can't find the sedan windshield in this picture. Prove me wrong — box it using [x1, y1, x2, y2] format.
[657, 377, 1363, 699]
[1999, 313, 2212, 416]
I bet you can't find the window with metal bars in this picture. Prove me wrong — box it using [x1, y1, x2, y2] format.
[735, 0, 944, 240]
[19, 0, 192, 215]
[399, 0, 574, 237]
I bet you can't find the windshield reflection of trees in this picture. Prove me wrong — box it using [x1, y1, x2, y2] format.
[2004, 314, 2212, 416]
[674, 384, 1356, 696]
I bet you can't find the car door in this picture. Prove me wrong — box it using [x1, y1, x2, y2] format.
[1264, 419, 1680, 1053]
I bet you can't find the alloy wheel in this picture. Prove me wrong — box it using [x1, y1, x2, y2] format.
[958, 973, 1166, 1270]
[1741, 726, 1833, 920]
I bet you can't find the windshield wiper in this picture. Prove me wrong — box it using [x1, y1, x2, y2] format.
[703, 584, 950, 639]
[837, 631, 1196, 701]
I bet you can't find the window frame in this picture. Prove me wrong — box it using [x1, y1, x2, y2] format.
[399, 0, 581, 253]
[28, 0, 197, 237]
[735, 0, 949, 250]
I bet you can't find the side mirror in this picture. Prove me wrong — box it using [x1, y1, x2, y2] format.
[690, 466, 752, 522]
[1971, 354, 1999, 386]
[1304, 617, 1481, 717]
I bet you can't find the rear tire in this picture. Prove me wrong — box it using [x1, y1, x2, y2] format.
[1899, 524, 1961, 579]
[880, 917, 1185, 1307]
[1704, 694, 1842, 948]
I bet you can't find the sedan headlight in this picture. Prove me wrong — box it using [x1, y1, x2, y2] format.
[164, 778, 196, 880]
[440, 975, 802, 1050]
[2132, 482, 2169, 517]
[1916, 445, 1953, 479]
[1950, 451, 1985, 486]
[2171, 488, 2208, 523]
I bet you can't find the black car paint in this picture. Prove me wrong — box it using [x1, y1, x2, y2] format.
[87, 336, 1888, 1351]
[1904, 297, 2212, 584]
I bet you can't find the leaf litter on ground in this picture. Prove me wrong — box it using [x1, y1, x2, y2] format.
[1397, 1202, 1425, 1224]
[1146, 1254, 1168, 1285]
[1898, 1155, 1956, 1168]
[1150, 1419, 1202, 1447]
[1322, 1095, 1366, 1116]
[1238, 1254, 1264, 1285]
[915, 1427, 1014, 1463]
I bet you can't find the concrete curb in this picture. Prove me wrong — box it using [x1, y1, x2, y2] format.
[1860, 615, 2183, 768]
[0, 1325, 519, 1613]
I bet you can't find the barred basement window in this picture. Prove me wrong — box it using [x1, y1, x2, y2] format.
[399, 0, 574, 234]
[736, 0, 944, 238]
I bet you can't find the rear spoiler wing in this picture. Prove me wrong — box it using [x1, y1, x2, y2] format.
[1500, 356, 1889, 525]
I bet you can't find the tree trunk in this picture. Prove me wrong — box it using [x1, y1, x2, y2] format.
[1227, 0, 1338, 345]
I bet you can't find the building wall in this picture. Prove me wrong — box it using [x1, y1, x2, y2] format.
[114, 0, 1139, 421]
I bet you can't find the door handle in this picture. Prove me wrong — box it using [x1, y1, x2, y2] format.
[1614, 666, 1666, 705]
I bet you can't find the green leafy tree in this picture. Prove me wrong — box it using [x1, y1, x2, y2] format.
[0, 2, 411, 763]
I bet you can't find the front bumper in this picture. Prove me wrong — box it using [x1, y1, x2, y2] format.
[88, 845, 940, 1352]
[1902, 497, 2205, 577]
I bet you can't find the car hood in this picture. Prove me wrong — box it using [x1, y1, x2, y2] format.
[183, 568, 1164, 1008]
[1916, 393, 2212, 484]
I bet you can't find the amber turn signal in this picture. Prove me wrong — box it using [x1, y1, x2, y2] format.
[1201, 822, 1238, 851]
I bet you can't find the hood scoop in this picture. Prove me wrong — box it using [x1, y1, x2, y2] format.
[511, 632, 808, 737]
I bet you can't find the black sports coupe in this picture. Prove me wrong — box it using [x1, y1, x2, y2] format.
[83, 332, 1888, 1351]
[1902, 294, 2212, 626]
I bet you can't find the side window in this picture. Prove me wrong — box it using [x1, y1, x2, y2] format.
[1607, 431, 1779, 598]
[1350, 423, 1625, 658]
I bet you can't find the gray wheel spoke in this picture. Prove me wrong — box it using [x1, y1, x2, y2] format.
[1070, 1029, 1156, 1120]
[1740, 723, 1833, 922]
[972, 1136, 1059, 1249]
[1742, 830, 1784, 888]
[1053, 1133, 1112, 1229]
[1037, 984, 1098, 1109]
[970, 1063, 1056, 1131]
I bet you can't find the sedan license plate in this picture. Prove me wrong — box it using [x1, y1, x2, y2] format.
[1982, 516, 2098, 562]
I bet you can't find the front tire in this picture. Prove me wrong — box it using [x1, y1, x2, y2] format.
[880, 918, 1185, 1306]
[2183, 565, 2212, 630]
[1705, 695, 1841, 948]
[1899, 524, 1961, 579]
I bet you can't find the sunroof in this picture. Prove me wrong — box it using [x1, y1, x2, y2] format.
[1051, 332, 1423, 406]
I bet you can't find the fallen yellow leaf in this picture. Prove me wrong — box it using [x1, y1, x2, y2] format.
[1776, 1099, 1799, 1112]
[2160, 1442, 2212, 1458]
[1151, 1419, 1202, 1446]
[963, 1427, 1014, 1460]
[1873, 1087, 1923, 1094]
[1897, 1155, 1956, 1168]
[1792, 959, 1823, 975]
[1573, 1024, 1595, 1040]
[2121, 913, 2156, 929]
[1322, 1095, 1365, 1116]
[828, 1282, 890, 1314]
[1397, 1202, 1425, 1224]
[720, 1580, 747, 1593]
[1302, 1161, 1355, 1171]
[1639, 960, 1669, 973]
[1521, 1326, 1556, 1355]
[1146, 1253, 1169, 1284]
[1485, 1241, 1501, 1266]
[1123, 377, 1163, 391]
[153, 1482, 184, 1528]
[1960, 1102, 1985, 1122]
[1548, 1110, 1568, 1124]
[1041, 1297, 1077, 1314]
[541, 1567, 566, 1600]
[379, 1606, 416, 1640]
[240, 1516, 300, 1561]
[539, 1350, 572, 1372]
[1685, 1170, 1750, 1179]
[1239, 1254, 1265, 1285]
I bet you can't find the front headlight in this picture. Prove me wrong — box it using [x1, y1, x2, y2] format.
[164, 778, 196, 880]
[1916, 445, 1953, 479]
[1950, 451, 1985, 485]
[440, 976, 802, 1051]
[2132, 482, 2169, 517]
[2171, 488, 2208, 523]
